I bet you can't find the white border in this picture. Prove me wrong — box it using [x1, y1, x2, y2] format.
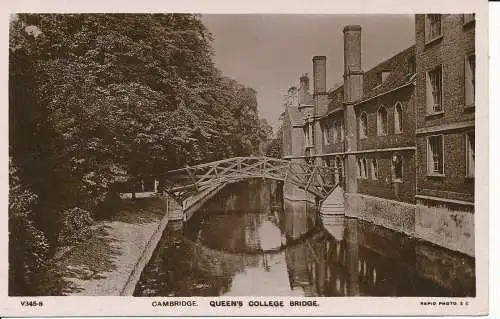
[0, 0, 490, 317]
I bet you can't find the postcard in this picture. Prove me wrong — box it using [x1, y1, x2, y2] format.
[1, 0, 489, 316]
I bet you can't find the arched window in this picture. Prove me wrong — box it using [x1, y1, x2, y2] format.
[377, 105, 388, 136]
[359, 112, 368, 138]
[394, 102, 403, 134]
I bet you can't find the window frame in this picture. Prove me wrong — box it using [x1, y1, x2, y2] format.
[333, 121, 339, 143]
[426, 64, 444, 115]
[391, 154, 404, 182]
[465, 131, 475, 178]
[359, 112, 368, 139]
[362, 158, 368, 179]
[464, 54, 475, 108]
[426, 134, 445, 177]
[425, 14, 443, 44]
[377, 105, 388, 136]
[322, 123, 330, 145]
[394, 101, 404, 134]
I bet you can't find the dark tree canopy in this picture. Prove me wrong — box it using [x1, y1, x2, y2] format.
[9, 13, 272, 294]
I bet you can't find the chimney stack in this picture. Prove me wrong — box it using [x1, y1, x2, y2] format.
[312, 56, 327, 94]
[299, 73, 310, 92]
[342, 25, 363, 196]
[343, 25, 363, 103]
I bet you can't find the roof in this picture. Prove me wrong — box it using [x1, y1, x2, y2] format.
[361, 45, 416, 101]
[325, 45, 416, 113]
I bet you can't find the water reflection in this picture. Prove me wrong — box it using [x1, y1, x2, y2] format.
[133, 180, 475, 297]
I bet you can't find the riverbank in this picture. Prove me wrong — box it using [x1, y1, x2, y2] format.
[34, 196, 166, 296]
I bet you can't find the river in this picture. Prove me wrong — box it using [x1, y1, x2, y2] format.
[133, 180, 475, 297]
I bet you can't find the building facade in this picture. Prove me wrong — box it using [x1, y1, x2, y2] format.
[414, 14, 475, 256]
[282, 14, 475, 257]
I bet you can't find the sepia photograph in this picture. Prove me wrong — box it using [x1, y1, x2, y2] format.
[3, 2, 489, 316]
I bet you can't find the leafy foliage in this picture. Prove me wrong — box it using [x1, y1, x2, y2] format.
[264, 126, 283, 158]
[9, 158, 49, 295]
[57, 207, 94, 246]
[9, 14, 272, 293]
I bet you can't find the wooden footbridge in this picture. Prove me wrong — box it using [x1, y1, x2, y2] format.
[161, 156, 339, 205]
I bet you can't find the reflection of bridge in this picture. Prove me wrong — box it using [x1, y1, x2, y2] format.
[162, 156, 339, 204]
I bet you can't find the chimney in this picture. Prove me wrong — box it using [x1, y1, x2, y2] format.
[312, 56, 326, 94]
[299, 73, 310, 92]
[343, 25, 363, 103]
[342, 25, 363, 196]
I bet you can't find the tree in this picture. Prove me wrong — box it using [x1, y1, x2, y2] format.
[264, 126, 283, 159]
[9, 14, 271, 293]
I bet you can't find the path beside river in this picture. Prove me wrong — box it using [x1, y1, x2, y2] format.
[34, 196, 165, 296]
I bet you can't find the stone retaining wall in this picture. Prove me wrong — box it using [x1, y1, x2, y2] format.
[345, 192, 416, 235]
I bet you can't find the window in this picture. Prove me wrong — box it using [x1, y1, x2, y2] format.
[394, 102, 403, 134]
[427, 135, 444, 175]
[332, 121, 339, 142]
[466, 131, 475, 177]
[323, 124, 330, 145]
[377, 71, 391, 84]
[426, 65, 443, 113]
[359, 112, 368, 138]
[425, 14, 442, 42]
[465, 54, 475, 107]
[335, 121, 342, 143]
[377, 106, 388, 136]
[357, 158, 362, 178]
[357, 158, 367, 179]
[392, 154, 403, 181]
[371, 159, 378, 180]
[463, 14, 475, 25]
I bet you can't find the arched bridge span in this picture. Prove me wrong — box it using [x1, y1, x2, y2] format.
[161, 156, 339, 204]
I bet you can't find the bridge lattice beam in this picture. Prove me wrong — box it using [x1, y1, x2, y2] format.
[161, 156, 340, 205]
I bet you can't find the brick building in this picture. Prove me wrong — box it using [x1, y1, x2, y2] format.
[414, 14, 475, 256]
[281, 14, 475, 257]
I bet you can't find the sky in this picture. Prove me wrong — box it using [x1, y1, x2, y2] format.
[201, 14, 415, 133]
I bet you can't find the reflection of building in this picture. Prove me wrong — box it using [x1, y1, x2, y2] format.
[282, 15, 475, 257]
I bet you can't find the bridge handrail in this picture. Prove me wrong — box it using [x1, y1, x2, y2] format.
[164, 156, 339, 175]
